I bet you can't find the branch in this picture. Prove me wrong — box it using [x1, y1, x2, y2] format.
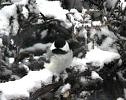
[0, 69, 54, 100]
[29, 80, 63, 100]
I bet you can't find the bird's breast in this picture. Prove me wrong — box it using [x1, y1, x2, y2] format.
[44, 50, 73, 74]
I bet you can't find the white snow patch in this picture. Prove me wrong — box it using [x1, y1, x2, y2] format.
[0, 38, 3, 47]
[0, 14, 10, 36]
[36, 0, 71, 28]
[0, 69, 53, 100]
[87, 41, 94, 50]
[78, 28, 87, 38]
[16, 0, 29, 5]
[117, 97, 124, 100]
[79, 91, 90, 97]
[120, 0, 126, 10]
[85, 47, 121, 67]
[92, 21, 102, 26]
[99, 37, 118, 52]
[40, 30, 48, 39]
[11, 17, 19, 36]
[80, 77, 87, 84]
[71, 57, 87, 72]
[83, 22, 92, 28]
[11, 0, 21, 3]
[61, 83, 71, 94]
[22, 6, 29, 19]
[0, 4, 18, 36]
[19, 62, 30, 72]
[0, 4, 17, 19]
[70, 9, 83, 21]
[20, 43, 52, 52]
[9, 58, 14, 64]
[91, 71, 103, 80]
[90, 26, 116, 40]
[36, 0, 68, 21]
[0, 0, 40, 36]
[99, 26, 116, 39]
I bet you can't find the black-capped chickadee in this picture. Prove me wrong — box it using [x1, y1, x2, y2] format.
[44, 39, 73, 74]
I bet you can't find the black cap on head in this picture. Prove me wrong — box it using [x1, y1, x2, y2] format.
[50, 38, 70, 54]
[54, 38, 66, 49]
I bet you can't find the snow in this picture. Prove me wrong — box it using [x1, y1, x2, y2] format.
[87, 41, 94, 50]
[0, 0, 39, 36]
[22, 6, 29, 19]
[11, 0, 21, 3]
[79, 91, 90, 98]
[19, 62, 30, 72]
[0, 0, 124, 99]
[120, 0, 126, 10]
[11, 17, 19, 36]
[90, 26, 117, 40]
[92, 21, 102, 26]
[20, 43, 52, 52]
[8, 58, 14, 64]
[100, 37, 118, 52]
[78, 28, 87, 38]
[36, 0, 68, 21]
[0, 0, 72, 37]
[0, 38, 3, 47]
[16, 0, 28, 5]
[80, 77, 88, 84]
[0, 69, 53, 100]
[83, 22, 92, 28]
[40, 30, 48, 39]
[71, 57, 87, 72]
[70, 9, 83, 21]
[99, 26, 116, 39]
[0, 4, 17, 19]
[36, 0, 71, 28]
[0, 13, 10, 36]
[0, 4, 18, 36]
[85, 47, 121, 67]
[61, 83, 71, 94]
[91, 71, 103, 80]
[88, 26, 118, 52]
[117, 97, 124, 100]
[71, 47, 121, 72]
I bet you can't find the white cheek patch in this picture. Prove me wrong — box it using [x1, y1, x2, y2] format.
[50, 42, 56, 51]
[60, 42, 70, 52]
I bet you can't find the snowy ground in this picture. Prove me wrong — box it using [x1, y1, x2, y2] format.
[0, 0, 126, 100]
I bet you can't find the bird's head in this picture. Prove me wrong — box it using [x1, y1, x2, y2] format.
[50, 38, 71, 54]
[44, 38, 73, 74]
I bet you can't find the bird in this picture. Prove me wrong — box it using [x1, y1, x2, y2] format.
[17, 38, 73, 73]
[44, 38, 73, 74]
[0, 39, 73, 100]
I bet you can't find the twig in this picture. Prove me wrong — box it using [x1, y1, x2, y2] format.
[29, 80, 63, 100]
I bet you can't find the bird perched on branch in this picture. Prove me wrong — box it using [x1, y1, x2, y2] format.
[0, 39, 73, 100]
[44, 38, 73, 74]
[18, 38, 73, 74]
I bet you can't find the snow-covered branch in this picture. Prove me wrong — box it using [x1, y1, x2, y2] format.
[0, 69, 53, 100]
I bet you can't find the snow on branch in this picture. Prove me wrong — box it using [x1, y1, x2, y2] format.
[0, 46, 121, 100]
[0, 0, 71, 38]
[20, 43, 52, 53]
[0, 69, 53, 100]
[85, 47, 121, 68]
[71, 47, 121, 72]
